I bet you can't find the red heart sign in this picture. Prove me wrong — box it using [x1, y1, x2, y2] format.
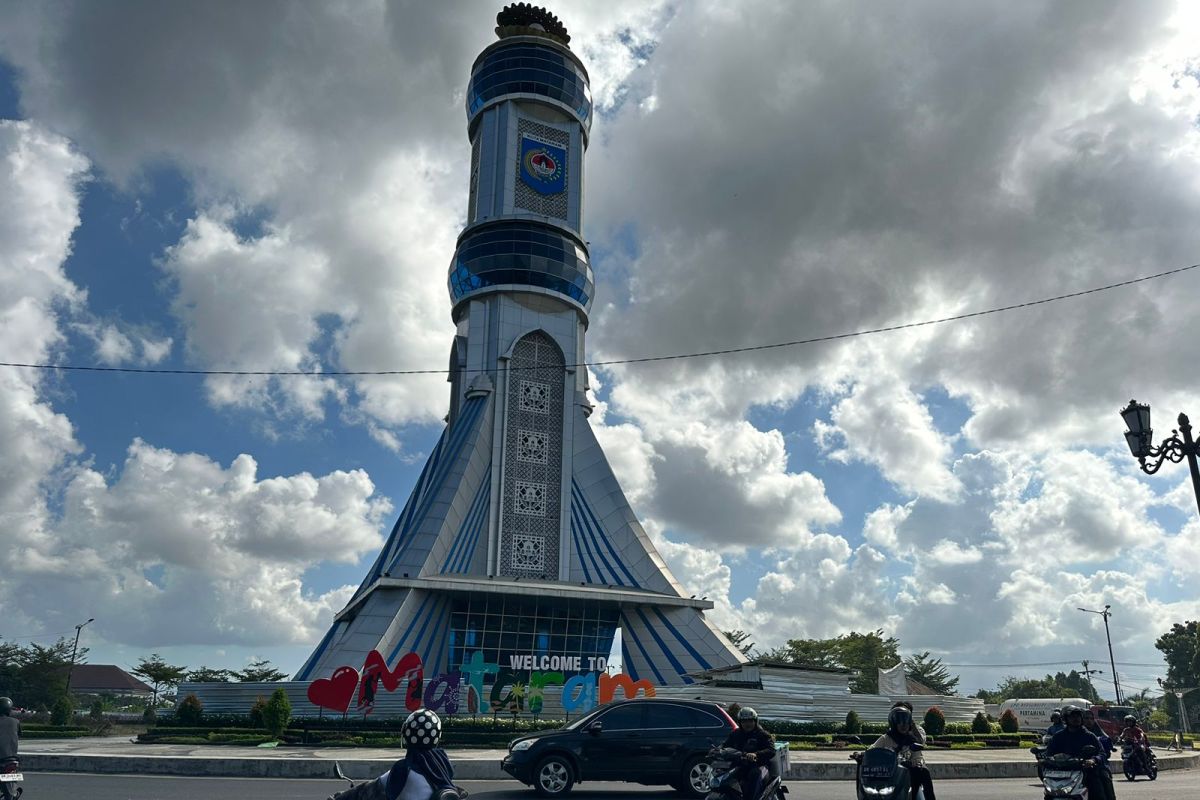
[307, 666, 360, 713]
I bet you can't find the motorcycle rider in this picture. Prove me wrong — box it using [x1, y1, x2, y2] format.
[0, 697, 19, 800]
[870, 706, 936, 800]
[1046, 710, 1066, 737]
[721, 707, 776, 800]
[1082, 709, 1116, 800]
[1119, 715, 1149, 772]
[327, 708, 457, 800]
[1047, 705, 1104, 799]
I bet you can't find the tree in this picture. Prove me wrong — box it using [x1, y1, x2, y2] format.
[768, 629, 901, 693]
[177, 693, 204, 725]
[999, 708, 1019, 733]
[903, 652, 960, 695]
[51, 695, 74, 726]
[235, 659, 288, 682]
[923, 705, 946, 736]
[131, 654, 188, 707]
[1155, 621, 1200, 727]
[971, 711, 990, 734]
[187, 666, 234, 683]
[723, 630, 756, 658]
[0, 637, 81, 709]
[262, 687, 291, 737]
[844, 710, 862, 734]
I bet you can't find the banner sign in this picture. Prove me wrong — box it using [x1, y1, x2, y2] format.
[306, 648, 654, 717]
[519, 134, 567, 195]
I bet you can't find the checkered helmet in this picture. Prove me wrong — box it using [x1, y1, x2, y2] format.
[403, 708, 442, 749]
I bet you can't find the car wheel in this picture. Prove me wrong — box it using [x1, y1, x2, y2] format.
[678, 757, 713, 798]
[533, 755, 575, 797]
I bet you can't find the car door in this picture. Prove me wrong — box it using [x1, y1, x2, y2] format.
[578, 702, 646, 781]
[641, 702, 702, 778]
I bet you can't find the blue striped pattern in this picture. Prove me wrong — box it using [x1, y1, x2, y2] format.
[632, 607, 695, 684]
[295, 620, 344, 681]
[570, 514, 594, 583]
[352, 427, 449, 600]
[620, 611, 666, 684]
[569, 480, 640, 588]
[651, 607, 713, 671]
[441, 473, 490, 573]
[384, 397, 487, 575]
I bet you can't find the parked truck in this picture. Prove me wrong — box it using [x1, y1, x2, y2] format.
[998, 698, 1138, 738]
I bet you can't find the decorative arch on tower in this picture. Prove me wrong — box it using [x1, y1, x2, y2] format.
[499, 330, 565, 579]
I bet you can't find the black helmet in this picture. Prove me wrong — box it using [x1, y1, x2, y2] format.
[1124, 715, 1137, 726]
[1050, 711, 1063, 724]
[402, 708, 441, 749]
[737, 707, 758, 722]
[1063, 705, 1084, 724]
[888, 707, 913, 729]
[0, 697, 11, 716]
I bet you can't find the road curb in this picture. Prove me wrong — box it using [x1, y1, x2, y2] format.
[22, 749, 1200, 782]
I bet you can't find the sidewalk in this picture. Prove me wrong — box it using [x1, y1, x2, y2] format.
[20, 736, 1200, 781]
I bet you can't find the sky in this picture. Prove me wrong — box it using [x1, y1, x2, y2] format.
[1, 0, 1199, 699]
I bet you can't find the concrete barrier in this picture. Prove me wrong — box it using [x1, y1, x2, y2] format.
[21, 748, 1200, 782]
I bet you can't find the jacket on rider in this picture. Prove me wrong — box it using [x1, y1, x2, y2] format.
[1047, 727, 1103, 762]
[1121, 724, 1147, 746]
[721, 726, 777, 763]
[0, 715, 18, 762]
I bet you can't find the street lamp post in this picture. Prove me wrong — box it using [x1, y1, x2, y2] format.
[1119, 400, 1200, 518]
[1078, 605, 1121, 704]
[65, 618, 95, 696]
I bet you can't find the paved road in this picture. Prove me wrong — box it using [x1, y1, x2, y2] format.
[16, 773, 1199, 800]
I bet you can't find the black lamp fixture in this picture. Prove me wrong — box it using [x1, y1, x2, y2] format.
[1119, 399, 1200, 518]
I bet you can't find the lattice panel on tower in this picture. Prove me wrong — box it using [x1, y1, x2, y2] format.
[514, 118, 569, 219]
[468, 132, 481, 222]
[500, 332, 564, 578]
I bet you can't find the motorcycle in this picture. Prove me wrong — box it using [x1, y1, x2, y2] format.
[1039, 746, 1097, 799]
[0, 758, 23, 800]
[1119, 740, 1158, 781]
[704, 747, 787, 800]
[850, 744, 928, 800]
[327, 762, 467, 800]
[1030, 734, 1052, 781]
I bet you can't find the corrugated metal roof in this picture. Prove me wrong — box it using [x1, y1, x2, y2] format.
[70, 665, 153, 694]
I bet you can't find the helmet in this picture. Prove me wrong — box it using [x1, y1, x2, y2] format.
[402, 708, 442, 749]
[0, 697, 11, 716]
[888, 707, 913, 729]
[1050, 711, 1063, 724]
[1124, 715, 1137, 726]
[736, 707, 758, 722]
[1063, 705, 1084, 724]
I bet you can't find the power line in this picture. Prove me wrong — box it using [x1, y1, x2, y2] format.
[1, 261, 1197, 378]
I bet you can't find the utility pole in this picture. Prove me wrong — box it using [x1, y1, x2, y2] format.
[1078, 605, 1121, 704]
[65, 618, 95, 696]
[1159, 680, 1194, 734]
[1080, 660, 1104, 702]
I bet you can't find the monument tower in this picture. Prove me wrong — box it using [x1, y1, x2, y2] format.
[297, 4, 745, 688]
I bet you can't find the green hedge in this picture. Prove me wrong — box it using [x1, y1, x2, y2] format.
[22, 730, 90, 739]
[21, 724, 90, 733]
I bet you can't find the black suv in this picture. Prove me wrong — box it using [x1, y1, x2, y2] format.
[501, 698, 736, 797]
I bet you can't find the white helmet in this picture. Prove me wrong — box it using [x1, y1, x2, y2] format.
[403, 708, 442, 749]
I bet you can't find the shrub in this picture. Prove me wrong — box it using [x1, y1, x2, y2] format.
[51, 696, 74, 726]
[923, 706, 946, 737]
[177, 693, 204, 726]
[999, 709, 1019, 733]
[844, 710, 862, 734]
[142, 706, 158, 725]
[249, 697, 268, 728]
[262, 688, 291, 738]
[89, 700, 105, 720]
[971, 711, 991, 734]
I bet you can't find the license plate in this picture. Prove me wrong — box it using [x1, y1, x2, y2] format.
[0, 773, 23, 782]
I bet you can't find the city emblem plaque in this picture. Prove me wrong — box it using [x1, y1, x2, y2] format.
[520, 134, 566, 194]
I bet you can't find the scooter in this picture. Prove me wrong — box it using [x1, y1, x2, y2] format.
[704, 747, 787, 800]
[850, 744, 927, 800]
[0, 758, 23, 800]
[1119, 740, 1158, 781]
[1039, 746, 1097, 799]
[327, 762, 467, 800]
[1030, 734, 1052, 781]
